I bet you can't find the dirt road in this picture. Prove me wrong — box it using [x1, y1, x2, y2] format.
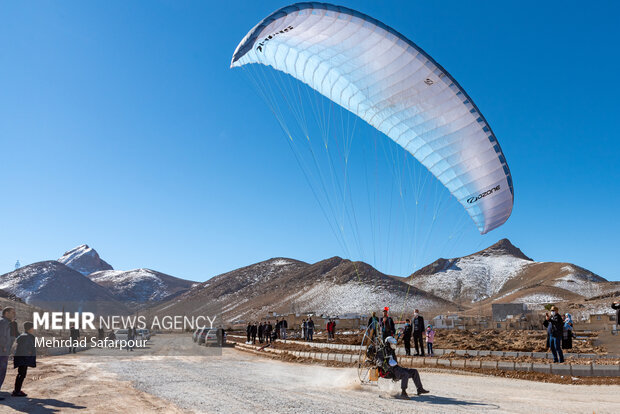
[0, 356, 182, 413]
[1, 334, 618, 413]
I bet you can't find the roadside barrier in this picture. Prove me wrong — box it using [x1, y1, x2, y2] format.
[226, 334, 618, 360]
[231, 339, 620, 377]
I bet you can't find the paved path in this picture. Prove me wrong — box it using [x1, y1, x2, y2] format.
[98, 334, 619, 414]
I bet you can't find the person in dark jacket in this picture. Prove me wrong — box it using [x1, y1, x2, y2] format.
[562, 313, 574, 350]
[246, 323, 251, 343]
[10, 320, 19, 341]
[69, 325, 80, 353]
[301, 319, 307, 341]
[265, 321, 272, 344]
[612, 301, 620, 330]
[258, 322, 264, 344]
[98, 327, 105, 340]
[375, 336, 429, 398]
[216, 326, 225, 347]
[368, 312, 379, 339]
[402, 319, 412, 356]
[251, 322, 257, 344]
[12, 321, 36, 397]
[543, 306, 564, 363]
[280, 318, 288, 340]
[0, 307, 16, 399]
[412, 309, 425, 356]
[380, 307, 395, 341]
[307, 317, 314, 341]
[127, 327, 135, 351]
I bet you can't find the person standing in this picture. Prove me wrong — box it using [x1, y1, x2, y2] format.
[368, 312, 379, 339]
[258, 322, 264, 344]
[97, 327, 105, 341]
[301, 319, 307, 341]
[380, 307, 395, 341]
[280, 318, 288, 340]
[12, 321, 36, 397]
[307, 317, 315, 341]
[275, 319, 280, 339]
[612, 301, 620, 331]
[0, 307, 16, 399]
[265, 321, 273, 344]
[216, 326, 225, 347]
[10, 320, 19, 343]
[402, 319, 412, 356]
[251, 322, 257, 344]
[70, 325, 80, 353]
[562, 313, 574, 350]
[331, 319, 337, 340]
[412, 309, 425, 356]
[543, 306, 564, 363]
[246, 322, 251, 343]
[127, 327, 135, 351]
[426, 324, 435, 356]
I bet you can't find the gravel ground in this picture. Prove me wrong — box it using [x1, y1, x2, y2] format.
[99, 334, 620, 414]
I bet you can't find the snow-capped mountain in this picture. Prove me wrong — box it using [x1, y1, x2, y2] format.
[58, 245, 113, 275]
[149, 257, 457, 322]
[87, 268, 196, 305]
[405, 239, 534, 304]
[1, 245, 197, 313]
[404, 239, 615, 307]
[6, 240, 613, 320]
[0, 261, 130, 314]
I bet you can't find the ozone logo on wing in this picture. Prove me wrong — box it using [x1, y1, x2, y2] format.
[256, 26, 294, 52]
[467, 185, 501, 204]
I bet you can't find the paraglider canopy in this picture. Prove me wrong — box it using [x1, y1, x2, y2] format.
[231, 2, 513, 234]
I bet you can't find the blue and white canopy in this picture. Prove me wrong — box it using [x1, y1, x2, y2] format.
[232, 2, 513, 234]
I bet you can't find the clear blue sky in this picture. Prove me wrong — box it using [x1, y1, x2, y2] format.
[1, 1, 618, 282]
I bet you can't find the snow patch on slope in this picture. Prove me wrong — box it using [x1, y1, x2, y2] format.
[552, 267, 606, 298]
[282, 281, 439, 315]
[513, 293, 565, 307]
[412, 255, 533, 303]
[227, 259, 303, 285]
[0, 264, 55, 303]
[271, 259, 293, 266]
[89, 269, 169, 302]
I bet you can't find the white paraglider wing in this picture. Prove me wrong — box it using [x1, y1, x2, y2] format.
[231, 2, 513, 234]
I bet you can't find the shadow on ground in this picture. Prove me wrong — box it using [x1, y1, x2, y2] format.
[1, 394, 87, 413]
[382, 393, 500, 410]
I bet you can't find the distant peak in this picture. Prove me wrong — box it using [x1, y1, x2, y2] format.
[493, 238, 515, 248]
[58, 244, 113, 275]
[62, 244, 90, 256]
[317, 256, 347, 267]
[473, 238, 533, 261]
